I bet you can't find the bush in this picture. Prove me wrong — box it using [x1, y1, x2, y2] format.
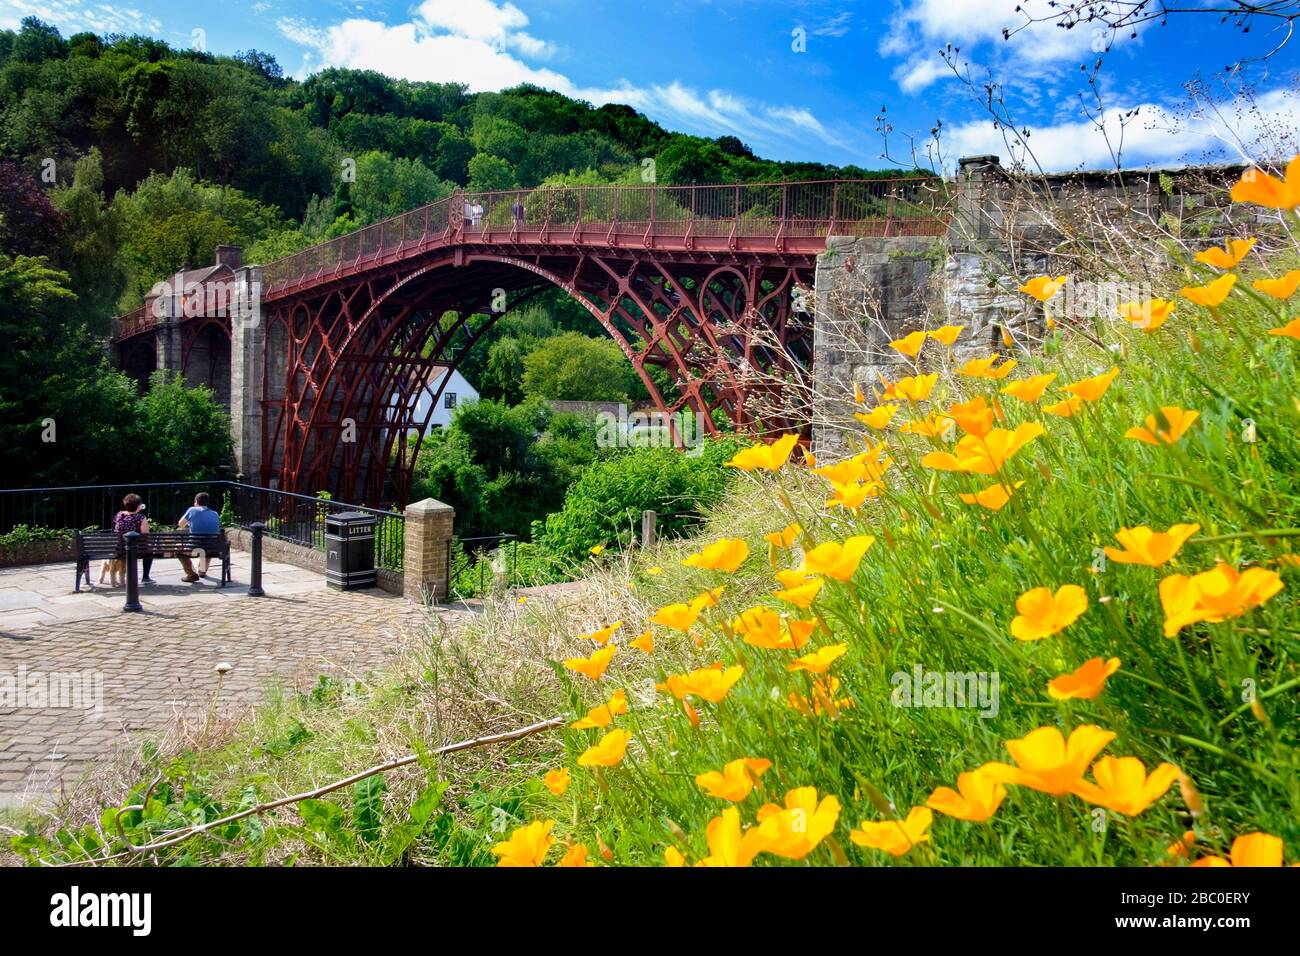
[534, 437, 741, 563]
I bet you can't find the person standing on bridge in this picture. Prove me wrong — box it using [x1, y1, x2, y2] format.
[471, 200, 484, 230]
[462, 196, 474, 230]
[512, 197, 525, 227]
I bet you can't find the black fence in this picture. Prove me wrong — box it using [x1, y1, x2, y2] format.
[450, 534, 519, 597]
[0, 480, 405, 571]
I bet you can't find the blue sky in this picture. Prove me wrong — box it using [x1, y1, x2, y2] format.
[2, 0, 1297, 170]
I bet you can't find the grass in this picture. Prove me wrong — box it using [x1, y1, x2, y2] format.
[6, 206, 1300, 868]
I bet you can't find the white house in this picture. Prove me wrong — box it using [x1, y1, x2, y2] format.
[409, 366, 479, 431]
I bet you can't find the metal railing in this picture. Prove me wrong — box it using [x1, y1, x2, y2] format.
[225, 483, 404, 571]
[0, 481, 405, 571]
[449, 533, 519, 597]
[261, 177, 949, 296]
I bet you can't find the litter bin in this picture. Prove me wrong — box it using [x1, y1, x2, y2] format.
[325, 511, 377, 590]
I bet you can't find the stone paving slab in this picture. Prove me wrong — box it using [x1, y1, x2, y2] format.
[0, 558, 470, 807]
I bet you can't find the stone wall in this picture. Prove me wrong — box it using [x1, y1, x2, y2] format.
[811, 235, 943, 457]
[810, 156, 1252, 456]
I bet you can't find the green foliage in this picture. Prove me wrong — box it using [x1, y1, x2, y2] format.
[522, 331, 642, 403]
[535, 438, 741, 563]
[131, 371, 233, 482]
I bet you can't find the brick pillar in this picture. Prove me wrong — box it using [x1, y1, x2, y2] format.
[403, 498, 455, 603]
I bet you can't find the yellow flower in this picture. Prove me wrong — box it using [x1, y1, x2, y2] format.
[1061, 366, 1120, 402]
[889, 329, 928, 357]
[589, 544, 605, 556]
[1047, 657, 1121, 701]
[773, 577, 824, 609]
[580, 621, 623, 645]
[825, 479, 880, 512]
[543, 768, 571, 796]
[1103, 523, 1200, 567]
[731, 606, 815, 650]
[664, 845, 686, 867]
[755, 786, 842, 859]
[1071, 756, 1180, 817]
[947, 395, 996, 437]
[683, 537, 750, 573]
[1019, 275, 1068, 302]
[1159, 563, 1284, 637]
[787, 675, 853, 716]
[1267, 316, 1300, 338]
[763, 523, 801, 548]
[1194, 237, 1256, 269]
[926, 767, 1007, 822]
[928, 324, 965, 345]
[893, 372, 939, 401]
[787, 643, 848, 674]
[920, 422, 1045, 475]
[1117, 298, 1175, 331]
[698, 806, 770, 867]
[1191, 832, 1286, 868]
[491, 819, 555, 867]
[1124, 406, 1199, 445]
[558, 843, 591, 867]
[849, 806, 932, 856]
[659, 664, 744, 703]
[725, 432, 800, 472]
[1229, 157, 1300, 210]
[983, 725, 1115, 796]
[1001, 372, 1058, 404]
[629, 630, 654, 654]
[577, 728, 631, 768]
[855, 404, 899, 430]
[958, 480, 1025, 512]
[1253, 270, 1300, 300]
[800, 534, 875, 582]
[958, 355, 1017, 379]
[1042, 395, 1084, 417]
[647, 565, 663, 575]
[1010, 584, 1088, 641]
[651, 594, 710, 633]
[571, 689, 628, 729]
[695, 757, 772, 801]
[1181, 273, 1237, 307]
[899, 412, 956, 437]
[563, 643, 618, 681]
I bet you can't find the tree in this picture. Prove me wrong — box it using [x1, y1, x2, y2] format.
[467, 153, 515, 192]
[479, 336, 528, 405]
[0, 160, 65, 256]
[522, 332, 639, 402]
[52, 148, 125, 326]
[131, 371, 233, 482]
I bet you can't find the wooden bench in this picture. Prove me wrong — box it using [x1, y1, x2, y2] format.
[74, 530, 231, 591]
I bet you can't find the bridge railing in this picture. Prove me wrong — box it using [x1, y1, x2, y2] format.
[261, 177, 949, 295]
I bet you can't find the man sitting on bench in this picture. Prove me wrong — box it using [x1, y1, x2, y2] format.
[176, 492, 221, 582]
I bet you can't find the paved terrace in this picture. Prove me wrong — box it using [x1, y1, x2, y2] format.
[0, 555, 470, 806]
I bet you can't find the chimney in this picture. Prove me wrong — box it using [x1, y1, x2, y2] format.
[215, 245, 244, 269]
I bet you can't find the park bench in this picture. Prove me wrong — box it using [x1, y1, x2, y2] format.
[73, 530, 231, 591]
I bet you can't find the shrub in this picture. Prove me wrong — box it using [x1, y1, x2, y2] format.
[534, 437, 741, 563]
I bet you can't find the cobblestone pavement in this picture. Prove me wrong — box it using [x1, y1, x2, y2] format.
[0, 558, 470, 805]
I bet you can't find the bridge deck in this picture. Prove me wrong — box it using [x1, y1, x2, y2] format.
[113, 178, 949, 341]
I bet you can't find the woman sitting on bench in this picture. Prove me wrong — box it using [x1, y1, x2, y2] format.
[102, 493, 149, 588]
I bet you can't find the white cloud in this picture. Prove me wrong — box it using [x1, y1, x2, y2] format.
[276, 0, 851, 160]
[0, 0, 162, 35]
[881, 0, 1131, 94]
[944, 86, 1300, 170]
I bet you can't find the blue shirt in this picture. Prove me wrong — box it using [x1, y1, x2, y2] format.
[182, 505, 221, 535]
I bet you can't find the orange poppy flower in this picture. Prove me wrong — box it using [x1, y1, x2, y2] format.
[1061, 366, 1120, 402]
[1010, 583, 1088, 641]
[1125, 406, 1199, 445]
[1181, 273, 1237, 308]
[1047, 657, 1121, 700]
[1193, 237, 1255, 269]
[1228, 157, 1300, 210]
